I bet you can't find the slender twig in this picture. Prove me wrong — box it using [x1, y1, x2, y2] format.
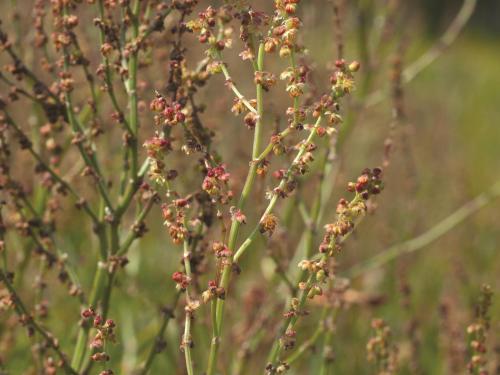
[126, 0, 141, 182]
[0, 270, 78, 375]
[217, 53, 258, 115]
[116, 196, 156, 257]
[364, 0, 477, 108]
[206, 43, 265, 375]
[346, 181, 500, 278]
[60, 5, 114, 212]
[233, 116, 324, 263]
[4, 112, 100, 225]
[285, 307, 328, 365]
[138, 292, 181, 375]
[182, 235, 195, 375]
[95, 0, 132, 135]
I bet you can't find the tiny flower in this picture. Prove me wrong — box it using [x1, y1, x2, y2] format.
[259, 213, 278, 236]
[230, 207, 246, 224]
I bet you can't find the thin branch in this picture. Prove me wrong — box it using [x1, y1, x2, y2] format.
[138, 292, 181, 375]
[3, 112, 100, 225]
[346, 181, 500, 278]
[0, 270, 78, 375]
[364, 0, 477, 108]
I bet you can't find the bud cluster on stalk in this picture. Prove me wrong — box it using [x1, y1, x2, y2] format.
[366, 318, 399, 374]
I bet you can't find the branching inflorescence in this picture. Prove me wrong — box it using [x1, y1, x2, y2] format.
[0, 0, 493, 374]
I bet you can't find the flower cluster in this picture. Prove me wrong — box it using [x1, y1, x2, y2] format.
[162, 200, 189, 245]
[172, 271, 190, 291]
[467, 284, 493, 374]
[202, 164, 233, 204]
[143, 136, 173, 186]
[347, 167, 384, 199]
[271, 1, 302, 57]
[80, 307, 116, 371]
[259, 213, 279, 237]
[330, 59, 359, 98]
[201, 279, 226, 304]
[212, 241, 233, 264]
[366, 318, 399, 375]
[186, 6, 232, 53]
[150, 95, 187, 128]
[319, 168, 383, 255]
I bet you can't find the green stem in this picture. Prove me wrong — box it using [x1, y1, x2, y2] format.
[285, 307, 328, 365]
[71, 264, 107, 370]
[182, 237, 195, 375]
[267, 272, 320, 366]
[318, 308, 339, 375]
[139, 293, 181, 375]
[206, 43, 265, 375]
[233, 115, 323, 263]
[128, 0, 141, 182]
[0, 270, 78, 374]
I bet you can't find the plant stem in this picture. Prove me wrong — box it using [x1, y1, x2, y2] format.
[128, 0, 141, 182]
[285, 307, 328, 365]
[267, 272, 321, 366]
[182, 237, 195, 375]
[0, 270, 78, 375]
[364, 0, 477, 108]
[71, 263, 107, 370]
[318, 307, 340, 375]
[3, 113, 100, 224]
[206, 43, 265, 375]
[139, 292, 181, 375]
[346, 181, 500, 278]
[233, 115, 324, 263]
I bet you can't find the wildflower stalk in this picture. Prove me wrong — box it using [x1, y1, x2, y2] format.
[295, 146, 332, 286]
[233, 115, 324, 263]
[96, 0, 132, 135]
[60, 4, 114, 212]
[127, 0, 141, 182]
[71, 264, 107, 370]
[138, 292, 181, 375]
[318, 310, 339, 375]
[228, 115, 328, 368]
[218, 59, 258, 115]
[285, 307, 328, 365]
[267, 272, 321, 366]
[182, 236, 195, 375]
[206, 42, 265, 375]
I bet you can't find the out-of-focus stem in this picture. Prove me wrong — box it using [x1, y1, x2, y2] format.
[364, 0, 477, 108]
[4, 113, 100, 224]
[0, 270, 78, 374]
[346, 181, 500, 278]
[139, 292, 181, 375]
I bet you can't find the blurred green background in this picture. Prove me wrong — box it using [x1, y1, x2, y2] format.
[1, 1, 499, 374]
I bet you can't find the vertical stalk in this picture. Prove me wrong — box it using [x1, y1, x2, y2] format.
[128, 0, 141, 182]
[206, 42, 265, 375]
[182, 238, 195, 375]
[70, 246, 107, 370]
